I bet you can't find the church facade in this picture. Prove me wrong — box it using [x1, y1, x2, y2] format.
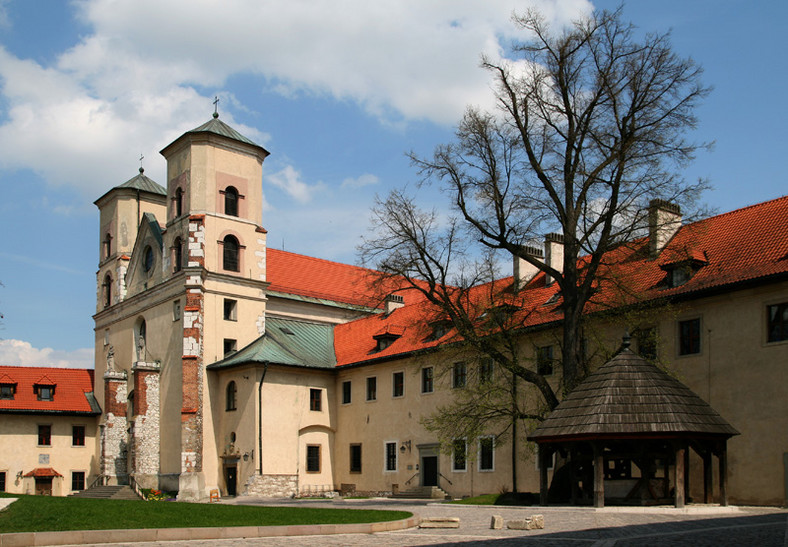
[3, 114, 786, 505]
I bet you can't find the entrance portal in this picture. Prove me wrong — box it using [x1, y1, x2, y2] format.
[225, 466, 237, 497]
[35, 478, 53, 496]
[422, 456, 438, 487]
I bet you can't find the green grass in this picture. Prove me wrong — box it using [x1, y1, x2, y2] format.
[0, 493, 411, 534]
[449, 492, 539, 505]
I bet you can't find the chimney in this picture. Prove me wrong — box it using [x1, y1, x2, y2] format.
[513, 245, 544, 290]
[384, 294, 405, 315]
[648, 199, 682, 257]
[545, 233, 564, 286]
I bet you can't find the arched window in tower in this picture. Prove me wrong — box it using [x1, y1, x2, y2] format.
[223, 235, 240, 272]
[226, 381, 237, 411]
[143, 245, 155, 274]
[103, 274, 112, 308]
[103, 233, 112, 259]
[224, 186, 239, 217]
[174, 187, 183, 218]
[173, 237, 183, 272]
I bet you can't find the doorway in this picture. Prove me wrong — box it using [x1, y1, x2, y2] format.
[225, 466, 237, 497]
[35, 478, 53, 496]
[422, 456, 438, 487]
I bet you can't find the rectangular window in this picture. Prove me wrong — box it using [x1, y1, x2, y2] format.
[421, 367, 434, 393]
[366, 377, 377, 401]
[0, 384, 14, 400]
[536, 345, 554, 376]
[71, 471, 85, 491]
[38, 424, 51, 446]
[392, 372, 404, 397]
[223, 299, 237, 321]
[767, 302, 788, 342]
[72, 425, 85, 447]
[479, 357, 494, 383]
[678, 318, 701, 355]
[452, 439, 467, 471]
[384, 441, 398, 472]
[452, 362, 466, 389]
[306, 445, 321, 473]
[172, 300, 181, 321]
[223, 338, 237, 357]
[37, 385, 54, 401]
[0, 471, 5, 492]
[479, 437, 494, 471]
[309, 388, 322, 411]
[350, 444, 362, 473]
[342, 380, 351, 404]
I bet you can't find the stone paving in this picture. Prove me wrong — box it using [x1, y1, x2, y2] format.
[18, 497, 788, 546]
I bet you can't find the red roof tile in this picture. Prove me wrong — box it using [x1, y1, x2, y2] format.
[0, 366, 98, 414]
[334, 195, 788, 367]
[24, 467, 63, 478]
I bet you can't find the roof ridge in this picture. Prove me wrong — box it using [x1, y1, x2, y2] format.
[267, 248, 381, 275]
[682, 193, 788, 228]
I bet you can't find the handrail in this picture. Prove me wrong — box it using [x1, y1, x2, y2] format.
[128, 475, 145, 500]
[404, 471, 420, 485]
[89, 474, 108, 489]
[438, 473, 453, 486]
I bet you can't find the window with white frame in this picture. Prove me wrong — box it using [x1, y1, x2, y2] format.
[384, 441, 397, 472]
[452, 439, 467, 471]
[421, 366, 434, 393]
[392, 371, 404, 397]
[452, 362, 466, 388]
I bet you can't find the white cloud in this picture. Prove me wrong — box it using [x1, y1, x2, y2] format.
[341, 173, 380, 189]
[0, 0, 592, 197]
[0, 339, 93, 369]
[267, 165, 325, 203]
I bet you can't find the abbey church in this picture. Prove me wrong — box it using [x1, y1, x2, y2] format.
[1, 114, 787, 506]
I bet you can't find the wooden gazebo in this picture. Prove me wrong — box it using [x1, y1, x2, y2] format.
[528, 337, 739, 508]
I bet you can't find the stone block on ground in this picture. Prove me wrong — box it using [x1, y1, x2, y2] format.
[419, 517, 460, 528]
[507, 514, 545, 530]
[490, 515, 503, 529]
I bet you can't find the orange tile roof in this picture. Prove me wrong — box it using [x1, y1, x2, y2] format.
[0, 366, 99, 414]
[24, 467, 63, 478]
[333, 195, 788, 367]
[266, 248, 411, 310]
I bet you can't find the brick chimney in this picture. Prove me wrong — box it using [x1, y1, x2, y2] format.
[384, 294, 405, 315]
[513, 245, 544, 290]
[545, 233, 564, 286]
[648, 199, 682, 257]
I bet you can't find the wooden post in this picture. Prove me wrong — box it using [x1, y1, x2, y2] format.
[719, 443, 728, 506]
[569, 446, 578, 505]
[593, 443, 604, 508]
[539, 444, 549, 506]
[684, 445, 690, 502]
[703, 449, 712, 504]
[674, 445, 685, 508]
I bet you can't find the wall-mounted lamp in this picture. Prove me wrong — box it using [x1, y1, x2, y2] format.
[16, 471, 23, 480]
[400, 440, 411, 453]
[243, 449, 254, 462]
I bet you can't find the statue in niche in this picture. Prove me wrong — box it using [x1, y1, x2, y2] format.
[137, 321, 147, 363]
[106, 345, 115, 371]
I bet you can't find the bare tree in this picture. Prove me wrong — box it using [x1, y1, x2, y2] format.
[362, 6, 709, 401]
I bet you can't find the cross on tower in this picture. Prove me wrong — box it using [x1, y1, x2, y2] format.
[213, 96, 220, 118]
[139, 153, 144, 174]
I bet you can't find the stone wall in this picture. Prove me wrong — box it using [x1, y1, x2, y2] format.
[132, 365, 160, 486]
[244, 473, 298, 497]
[102, 371, 128, 482]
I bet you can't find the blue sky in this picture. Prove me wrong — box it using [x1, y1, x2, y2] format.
[0, 0, 785, 368]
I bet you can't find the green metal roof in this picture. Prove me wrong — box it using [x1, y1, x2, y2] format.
[115, 168, 166, 195]
[187, 114, 267, 152]
[207, 317, 337, 370]
[141, 212, 163, 247]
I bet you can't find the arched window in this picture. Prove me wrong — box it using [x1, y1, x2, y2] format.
[224, 186, 239, 217]
[173, 237, 183, 272]
[103, 233, 112, 259]
[103, 274, 112, 308]
[223, 235, 240, 272]
[174, 187, 183, 217]
[143, 245, 154, 274]
[226, 381, 237, 411]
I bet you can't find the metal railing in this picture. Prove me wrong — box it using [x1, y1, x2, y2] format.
[438, 473, 453, 486]
[88, 474, 108, 489]
[404, 472, 420, 486]
[128, 475, 145, 500]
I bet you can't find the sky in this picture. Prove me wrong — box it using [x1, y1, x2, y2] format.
[0, 0, 785, 369]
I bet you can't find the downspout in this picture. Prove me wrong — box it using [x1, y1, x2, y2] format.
[258, 362, 268, 475]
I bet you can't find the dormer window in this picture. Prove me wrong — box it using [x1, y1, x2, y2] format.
[662, 256, 707, 288]
[0, 383, 16, 400]
[35, 384, 56, 401]
[427, 320, 452, 341]
[373, 325, 404, 352]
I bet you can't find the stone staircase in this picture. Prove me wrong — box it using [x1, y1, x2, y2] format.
[391, 486, 450, 500]
[70, 485, 143, 501]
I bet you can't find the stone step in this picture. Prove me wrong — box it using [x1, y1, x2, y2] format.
[70, 485, 143, 500]
[391, 486, 450, 499]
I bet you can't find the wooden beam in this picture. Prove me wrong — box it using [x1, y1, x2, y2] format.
[703, 450, 712, 504]
[570, 446, 578, 505]
[684, 445, 690, 502]
[593, 443, 604, 508]
[719, 442, 728, 507]
[675, 445, 685, 508]
[539, 444, 549, 506]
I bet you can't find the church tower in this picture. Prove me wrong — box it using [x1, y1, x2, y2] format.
[93, 111, 271, 500]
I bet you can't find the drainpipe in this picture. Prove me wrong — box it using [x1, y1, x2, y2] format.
[258, 363, 268, 475]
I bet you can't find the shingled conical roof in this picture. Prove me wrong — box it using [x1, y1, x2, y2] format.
[529, 340, 739, 442]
